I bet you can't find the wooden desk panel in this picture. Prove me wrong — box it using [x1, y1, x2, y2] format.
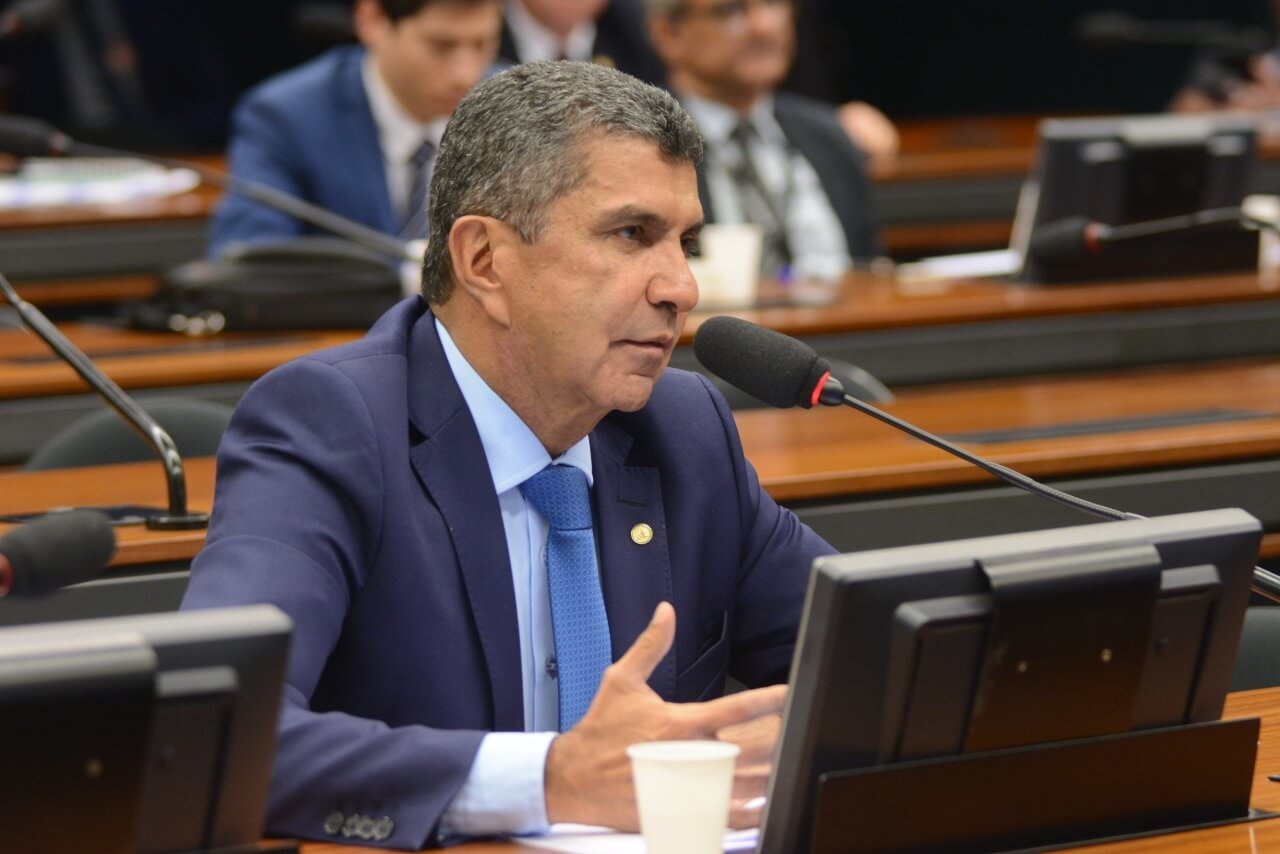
[301, 688, 1280, 853]
[5, 270, 1279, 401]
[0, 324, 359, 400]
[6, 358, 1280, 570]
[737, 358, 1280, 502]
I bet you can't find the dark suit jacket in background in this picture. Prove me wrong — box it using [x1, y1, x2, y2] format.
[695, 92, 882, 262]
[498, 0, 667, 87]
[180, 297, 833, 848]
[207, 45, 393, 257]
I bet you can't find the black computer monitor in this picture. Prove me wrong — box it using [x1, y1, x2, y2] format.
[1018, 114, 1258, 283]
[0, 605, 292, 853]
[759, 509, 1261, 854]
[0, 632, 157, 852]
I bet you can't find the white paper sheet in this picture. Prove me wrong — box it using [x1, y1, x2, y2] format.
[510, 824, 759, 853]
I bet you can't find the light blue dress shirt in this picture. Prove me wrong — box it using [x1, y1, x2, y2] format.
[436, 319, 595, 836]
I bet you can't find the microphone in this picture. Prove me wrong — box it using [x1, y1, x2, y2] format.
[0, 0, 66, 40]
[1026, 208, 1247, 269]
[0, 272, 208, 530]
[1075, 11, 1270, 56]
[692, 316, 1280, 603]
[0, 510, 116, 597]
[0, 114, 418, 265]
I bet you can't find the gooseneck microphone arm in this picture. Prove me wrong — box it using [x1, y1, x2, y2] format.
[73, 140, 417, 264]
[0, 115, 417, 263]
[693, 314, 1280, 604]
[812, 378, 1141, 524]
[0, 273, 207, 530]
[828, 374, 1280, 603]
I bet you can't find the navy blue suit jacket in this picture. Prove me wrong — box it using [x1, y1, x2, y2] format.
[208, 46, 394, 257]
[181, 298, 834, 848]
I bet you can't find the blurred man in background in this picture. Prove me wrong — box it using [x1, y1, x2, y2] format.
[208, 0, 500, 256]
[645, 0, 881, 280]
[498, 0, 666, 84]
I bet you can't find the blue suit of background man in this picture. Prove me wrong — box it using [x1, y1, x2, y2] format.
[181, 297, 834, 848]
[208, 45, 393, 257]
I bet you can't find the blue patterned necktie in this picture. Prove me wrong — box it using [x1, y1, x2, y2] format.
[520, 464, 612, 731]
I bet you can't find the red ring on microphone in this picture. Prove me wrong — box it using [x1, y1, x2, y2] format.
[810, 371, 832, 407]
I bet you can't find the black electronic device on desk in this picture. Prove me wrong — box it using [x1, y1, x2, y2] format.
[759, 508, 1267, 854]
[1019, 114, 1259, 283]
[0, 605, 295, 854]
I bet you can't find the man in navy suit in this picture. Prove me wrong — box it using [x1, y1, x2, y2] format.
[207, 0, 502, 257]
[645, 0, 882, 280]
[183, 61, 833, 848]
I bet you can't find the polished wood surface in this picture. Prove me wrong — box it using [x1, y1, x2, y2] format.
[6, 357, 1280, 568]
[0, 154, 222, 231]
[682, 269, 1280, 342]
[0, 323, 358, 400]
[300, 687, 1280, 853]
[5, 270, 1280, 402]
[2, 115, 1276, 305]
[0, 457, 214, 567]
[737, 357, 1280, 502]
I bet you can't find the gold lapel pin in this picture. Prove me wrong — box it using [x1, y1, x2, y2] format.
[630, 523, 654, 545]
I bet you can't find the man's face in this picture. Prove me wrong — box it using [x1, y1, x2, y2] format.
[519, 0, 609, 36]
[358, 0, 502, 122]
[659, 0, 794, 99]
[494, 135, 702, 421]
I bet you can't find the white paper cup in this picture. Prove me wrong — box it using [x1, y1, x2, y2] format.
[627, 740, 740, 854]
[691, 224, 763, 309]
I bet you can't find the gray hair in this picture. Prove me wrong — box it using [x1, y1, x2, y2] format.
[421, 61, 704, 304]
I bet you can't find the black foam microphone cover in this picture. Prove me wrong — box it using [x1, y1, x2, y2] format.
[0, 114, 64, 157]
[0, 511, 116, 597]
[693, 315, 831, 409]
[1027, 216, 1099, 266]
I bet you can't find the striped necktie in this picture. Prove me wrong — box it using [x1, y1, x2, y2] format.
[401, 139, 435, 240]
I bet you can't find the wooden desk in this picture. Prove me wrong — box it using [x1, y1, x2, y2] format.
[4, 357, 1280, 623]
[0, 324, 359, 463]
[7, 269, 1280, 463]
[301, 687, 1280, 853]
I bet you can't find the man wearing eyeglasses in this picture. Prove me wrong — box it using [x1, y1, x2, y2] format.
[645, 0, 881, 282]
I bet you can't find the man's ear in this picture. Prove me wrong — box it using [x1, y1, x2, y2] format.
[449, 215, 515, 328]
[352, 0, 389, 47]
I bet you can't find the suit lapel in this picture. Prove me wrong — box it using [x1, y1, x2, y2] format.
[406, 311, 524, 731]
[336, 48, 396, 235]
[591, 419, 677, 700]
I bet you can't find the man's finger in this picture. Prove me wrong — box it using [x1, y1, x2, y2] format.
[610, 602, 676, 683]
[718, 713, 781, 763]
[687, 683, 787, 734]
[731, 767, 771, 801]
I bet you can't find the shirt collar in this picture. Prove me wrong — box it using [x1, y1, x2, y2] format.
[504, 0, 597, 63]
[679, 90, 784, 149]
[362, 53, 449, 167]
[436, 318, 593, 494]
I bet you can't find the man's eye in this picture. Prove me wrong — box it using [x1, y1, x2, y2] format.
[618, 225, 644, 241]
[682, 237, 702, 257]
